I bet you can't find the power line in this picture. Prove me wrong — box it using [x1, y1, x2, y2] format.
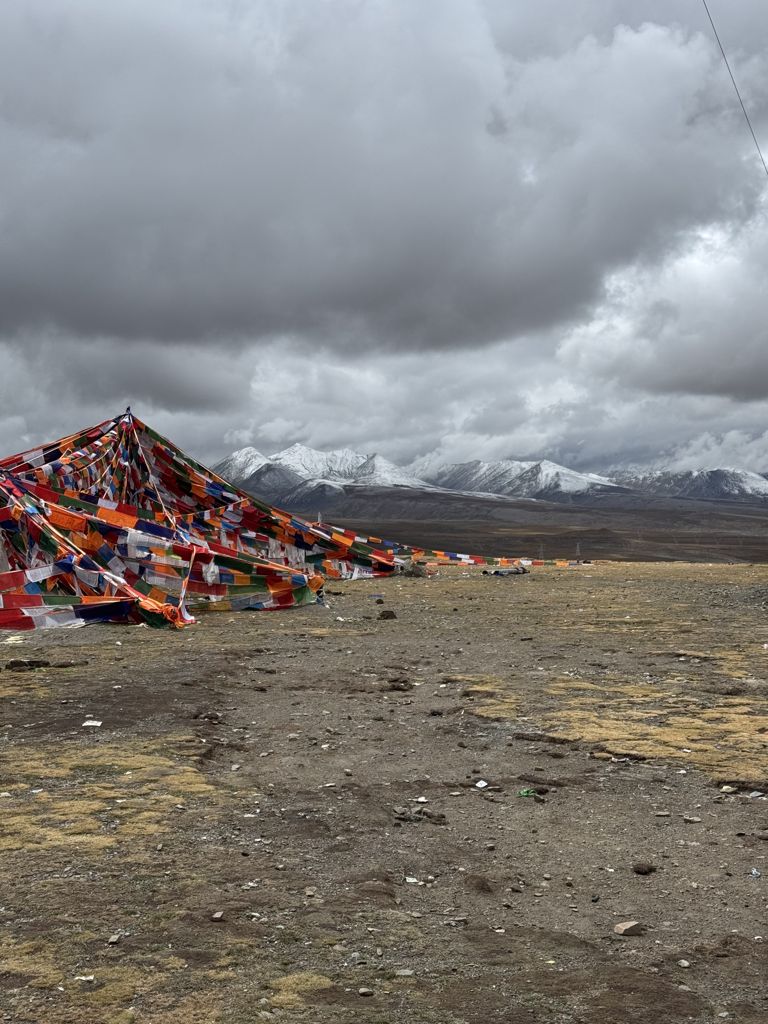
[701, 0, 768, 181]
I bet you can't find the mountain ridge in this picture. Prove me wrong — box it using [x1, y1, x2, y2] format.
[214, 443, 768, 507]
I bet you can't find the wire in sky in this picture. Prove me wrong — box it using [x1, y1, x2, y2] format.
[701, 0, 768, 181]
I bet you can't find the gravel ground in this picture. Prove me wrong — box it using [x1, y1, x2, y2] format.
[1, 561, 767, 1023]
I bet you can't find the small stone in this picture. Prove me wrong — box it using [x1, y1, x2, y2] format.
[720, 785, 738, 794]
[682, 815, 701, 823]
[655, 811, 671, 817]
[358, 987, 374, 997]
[394, 969, 414, 977]
[305, 887, 317, 897]
[755, 831, 768, 841]
[677, 959, 691, 968]
[632, 862, 657, 876]
[210, 911, 224, 922]
[388, 677, 413, 691]
[614, 921, 644, 936]
[378, 610, 397, 620]
[231, 764, 241, 772]
[107, 934, 121, 945]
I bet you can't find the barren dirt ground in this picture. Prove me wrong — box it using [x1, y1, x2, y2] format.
[2, 562, 768, 1023]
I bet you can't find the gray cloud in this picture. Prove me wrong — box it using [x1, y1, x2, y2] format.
[1, 1, 768, 471]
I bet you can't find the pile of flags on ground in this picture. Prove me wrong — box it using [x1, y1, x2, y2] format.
[0, 411, 522, 630]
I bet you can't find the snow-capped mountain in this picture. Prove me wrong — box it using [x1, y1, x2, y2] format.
[510, 461, 619, 497]
[419, 458, 536, 493]
[214, 443, 429, 505]
[418, 457, 618, 498]
[611, 468, 768, 500]
[351, 454, 428, 488]
[215, 446, 268, 482]
[270, 443, 368, 481]
[214, 441, 768, 509]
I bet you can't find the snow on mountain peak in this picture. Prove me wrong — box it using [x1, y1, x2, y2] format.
[528, 460, 617, 494]
[351, 454, 428, 488]
[216, 446, 268, 479]
[611, 467, 768, 499]
[271, 443, 368, 480]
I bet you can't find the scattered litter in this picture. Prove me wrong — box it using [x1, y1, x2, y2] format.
[82, 720, 102, 728]
[475, 780, 488, 789]
[517, 787, 546, 802]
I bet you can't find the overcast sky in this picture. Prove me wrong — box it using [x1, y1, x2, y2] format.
[2, 0, 768, 472]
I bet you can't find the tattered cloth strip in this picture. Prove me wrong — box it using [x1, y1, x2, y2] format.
[311, 524, 526, 568]
[0, 411, 520, 629]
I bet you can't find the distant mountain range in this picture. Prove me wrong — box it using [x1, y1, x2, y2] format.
[214, 443, 768, 509]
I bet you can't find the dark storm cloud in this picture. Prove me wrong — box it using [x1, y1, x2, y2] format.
[1, 1, 768, 469]
[0, 0, 763, 350]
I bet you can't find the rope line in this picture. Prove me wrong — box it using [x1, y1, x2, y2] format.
[701, 0, 768, 181]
